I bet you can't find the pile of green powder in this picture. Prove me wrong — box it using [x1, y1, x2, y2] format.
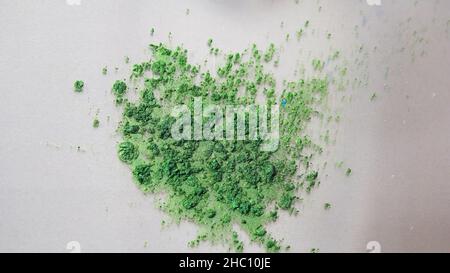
[77, 33, 343, 251]
[108, 41, 330, 252]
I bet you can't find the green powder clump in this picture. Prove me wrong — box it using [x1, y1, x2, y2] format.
[74, 80, 84, 92]
[93, 118, 100, 128]
[346, 168, 352, 176]
[108, 40, 332, 252]
[112, 80, 128, 104]
[310, 248, 320, 253]
[118, 141, 139, 164]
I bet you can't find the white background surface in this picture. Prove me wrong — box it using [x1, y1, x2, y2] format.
[1, 0, 450, 252]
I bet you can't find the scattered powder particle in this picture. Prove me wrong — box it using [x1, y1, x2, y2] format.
[73, 80, 84, 92]
[112, 80, 127, 104]
[346, 168, 352, 176]
[264, 43, 276, 62]
[296, 29, 304, 40]
[93, 118, 100, 128]
[312, 59, 325, 71]
[370, 93, 377, 101]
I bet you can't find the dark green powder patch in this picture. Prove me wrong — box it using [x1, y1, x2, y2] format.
[74, 80, 84, 92]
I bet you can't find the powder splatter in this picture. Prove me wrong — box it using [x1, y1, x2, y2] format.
[104, 39, 339, 252]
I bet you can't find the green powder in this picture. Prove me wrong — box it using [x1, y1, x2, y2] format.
[112, 80, 128, 104]
[93, 118, 100, 128]
[346, 168, 352, 176]
[74, 80, 84, 92]
[106, 40, 333, 252]
[74, 20, 357, 251]
[310, 248, 320, 253]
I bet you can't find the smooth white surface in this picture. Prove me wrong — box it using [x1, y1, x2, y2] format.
[0, 0, 450, 252]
